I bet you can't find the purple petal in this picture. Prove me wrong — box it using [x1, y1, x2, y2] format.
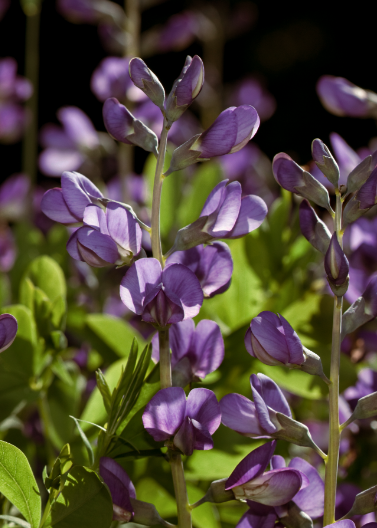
[91, 57, 132, 102]
[289, 457, 324, 518]
[250, 375, 278, 434]
[192, 419, 214, 451]
[227, 195, 267, 239]
[129, 58, 154, 90]
[357, 167, 377, 209]
[170, 319, 195, 364]
[236, 505, 277, 528]
[99, 457, 135, 521]
[323, 522, 356, 528]
[279, 314, 305, 364]
[251, 312, 290, 364]
[103, 97, 134, 144]
[208, 181, 242, 237]
[220, 393, 266, 436]
[330, 132, 360, 176]
[173, 416, 195, 455]
[0, 314, 17, 352]
[226, 441, 276, 489]
[39, 148, 84, 177]
[120, 258, 162, 315]
[192, 242, 233, 298]
[58, 106, 99, 149]
[66, 229, 83, 261]
[197, 108, 237, 158]
[175, 55, 204, 106]
[201, 180, 229, 217]
[270, 455, 285, 470]
[252, 374, 291, 417]
[77, 227, 119, 267]
[142, 387, 186, 441]
[273, 153, 304, 192]
[186, 388, 221, 434]
[162, 264, 203, 320]
[192, 320, 224, 378]
[143, 289, 184, 326]
[230, 105, 260, 153]
[324, 233, 349, 285]
[61, 171, 103, 220]
[316, 76, 371, 117]
[39, 123, 75, 149]
[41, 188, 79, 225]
[106, 202, 142, 255]
[83, 204, 109, 234]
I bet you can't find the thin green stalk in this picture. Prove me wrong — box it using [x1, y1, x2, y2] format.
[170, 452, 192, 528]
[38, 395, 55, 468]
[151, 123, 169, 265]
[22, 7, 40, 183]
[159, 327, 172, 389]
[323, 190, 343, 525]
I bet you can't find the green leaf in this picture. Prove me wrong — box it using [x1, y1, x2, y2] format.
[95, 370, 112, 415]
[0, 440, 41, 528]
[70, 417, 94, 467]
[85, 314, 146, 358]
[187, 483, 220, 528]
[44, 466, 113, 528]
[21, 256, 66, 303]
[135, 477, 176, 518]
[0, 515, 31, 528]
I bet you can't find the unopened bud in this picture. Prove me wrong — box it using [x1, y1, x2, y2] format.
[312, 138, 339, 187]
[340, 485, 377, 519]
[349, 392, 377, 421]
[131, 498, 175, 527]
[343, 195, 369, 227]
[347, 155, 374, 195]
[299, 199, 331, 254]
[298, 347, 329, 383]
[324, 234, 349, 292]
[272, 413, 323, 452]
[195, 479, 235, 506]
[129, 58, 165, 110]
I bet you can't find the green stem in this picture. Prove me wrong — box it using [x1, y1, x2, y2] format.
[159, 327, 172, 389]
[323, 190, 343, 525]
[22, 7, 40, 183]
[39, 497, 52, 528]
[151, 123, 169, 265]
[38, 395, 55, 468]
[170, 452, 192, 528]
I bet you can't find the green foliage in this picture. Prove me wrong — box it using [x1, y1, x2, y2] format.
[0, 440, 41, 528]
[135, 477, 176, 518]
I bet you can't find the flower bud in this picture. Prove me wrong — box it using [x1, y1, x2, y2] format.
[129, 58, 165, 110]
[312, 138, 340, 186]
[299, 347, 329, 383]
[342, 195, 369, 227]
[324, 234, 349, 294]
[272, 412, 323, 452]
[346, 155, 376, 195]
[339, 485, 377, 519]
[165, 55, 204, 123]
[299, 199, 331, 254]
[195, 479, 235, 505]
[131, 498, 173, 527]
[342, 275, 377, 339]
[348, 391, 377, 421]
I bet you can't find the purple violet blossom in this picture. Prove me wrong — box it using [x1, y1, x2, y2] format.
[316, 76, 377, 118]
[91, 57, 146, 103]
[344, 368, 377, 409]
[244, 311, 304, 367]
[142, 387, 221, 456]
[0, 314, 18, 352]
[220, 374, 291, 439]
[166, 242, 233, 298]
[0, 173, 30, 222]
[120, 258, 203, 327]
[67, 203, 142, 268]
[129, 58, 165, 110]
[41, 171, 103, 226]
[299, 199, 331, 255]
[39, 107, 100, 177]
[0, 226, 16, 272]
[99, 457, 136, 522]
[228, 76, 276, 122]
[157, 11, 199, 53]
[324, 234, 349, 289]
[170, 180, 267, 253]
[151, 319, 224, 386]
[57, 0, 125, 26]
[166, 105, 260, 173]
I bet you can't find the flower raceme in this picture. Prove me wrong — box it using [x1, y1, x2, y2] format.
[142, 387, 221, 456]
[120, 258, 203, 327]
[169, 179, 267, 253]
[151, 319, 224, 386]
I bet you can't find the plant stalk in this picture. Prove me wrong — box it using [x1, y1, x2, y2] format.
[323, 190, 343, 525]
[170, 452, 192, 528]
[159, 327, 172, 389]
[22, 7, 41, 183]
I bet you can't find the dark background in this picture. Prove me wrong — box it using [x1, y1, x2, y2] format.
[1, 0, 377, 181]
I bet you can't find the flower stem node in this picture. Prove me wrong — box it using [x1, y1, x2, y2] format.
[312, 138, 340, 187]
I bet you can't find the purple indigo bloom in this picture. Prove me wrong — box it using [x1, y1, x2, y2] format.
[120, 258, 203, 327]
[166, 105, 260, 173]
[166, 242, 233, 298]
[317, 76, 377, 118]
[103, 97, 158, 155]
[0, 103, 30, 143]
[0, 314, 17, 352]
[151, 319, 224, 386]
[142, 387, 221, 455]
[0, 173, 30, 222]
[157, 11, 198, 52]
[312, 138, 340, 186]
[57, 0, 125, 25]
[165, 55, 204, 123]
[244, 311, 304, 367]
[91, 57, 146, 103]
[106, 174, 147, 206]
[67, 203, 142, 268]
[324, 234, 349, 287]
[336, 483, 362, 520]
[324, 521, 357, 528]
[99, 457, 136, 522]
[41, 171, 103, 226]
[228, 76, 276, 122]
[299, 199, 331, 255]
[129, 58, 165, 110]
[0, 226, 16, 272]
[226, 441, 308, 507]
[220, 373, 291, 438]
[170, 180, 267, 253]
[39, 107, 100, 177]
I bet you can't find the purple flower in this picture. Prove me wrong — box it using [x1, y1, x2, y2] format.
[106, 174, 147, 206]
[324, 234, 349, 287]
[317, 76, 377, 118]
[312, 138, 340, 186]
[170, 180, 267, 253]
[157, 11, 198, 53]
[0, 58, 32, 101]
[0, 173, 30, 222]
[165, 55, 204, 123]
[0, 226, 16, 272]
[0, 103, 30, 143]
[142, 387, 221, 456]
[99, 457, 136, 522]
[151, 319, 224, 386]
[39, 107, 100, 177]
[129, 58, 165, 110]
[0, 314, 18, 352]
[244, 311, 304, 367]
[41, 171, 103, 226]
[67, 203, 142, 268]
[220, 373, 291, 438]
[91, 57, 146, 103]
[324, 521, 357, 528]
[120, 258, 203, 327]
[57, 0, 125, 26]
[166, 106, 260, 173]
[228, 76, 276, 122]
[299, 199, 331, 255]
[166, 242, 233, 298]
[344, 368, 377, 409]
[103, 98, 158, 155]
[226, 442, 309, 507]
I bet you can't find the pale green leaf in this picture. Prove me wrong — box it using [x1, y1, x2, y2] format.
[187, 483, 220, 528]
[135, 477, 176, 518]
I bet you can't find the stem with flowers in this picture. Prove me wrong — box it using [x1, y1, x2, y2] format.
[151, 121, 192, 528]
